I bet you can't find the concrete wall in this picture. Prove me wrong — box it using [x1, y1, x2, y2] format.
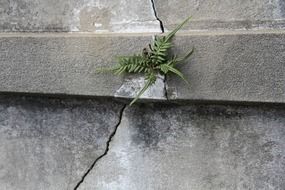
[0, 95, 124, 189]
[0, 0, 284, 190]
[0, 0, 160, 32]
[0, 96, 284, 190]
[154, 0, 285, 31]
[78, 103, 285, 190]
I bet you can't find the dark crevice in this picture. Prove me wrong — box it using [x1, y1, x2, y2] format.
[150, 0, 164, 33]
[164, 75, 169, 100]
[150, 0, 168, 98]
[73, 104, 127, 190]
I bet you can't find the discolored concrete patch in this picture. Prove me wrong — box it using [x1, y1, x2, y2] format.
[78, 103, 285, 190]
[0, 95, 124, 190]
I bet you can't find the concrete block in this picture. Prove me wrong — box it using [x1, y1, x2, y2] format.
[167, 31, 285, 104]
[0, 34, 153, 98]
[0, 31, 284, 104]
[78, 103, 285, 190]
[0, 0, 160, 32]
[0, 95, 124, 190]
[154, 0, 285, 30]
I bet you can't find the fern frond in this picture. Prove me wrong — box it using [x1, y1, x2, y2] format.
[150, 37, 172, 64]
[97, 16, 194, 105]
[175, 48, 195, 64]
[167, 65, 189, 84]
[96, 66, 118, 73]
[113, 55, 149, 75]
[159, 58, 176, 74]
[165, 16, 192, 42]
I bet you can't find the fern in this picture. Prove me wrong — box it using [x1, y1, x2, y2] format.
[98, 16, 194, 105]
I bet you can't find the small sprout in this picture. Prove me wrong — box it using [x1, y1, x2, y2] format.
[98, 16, 194, 105]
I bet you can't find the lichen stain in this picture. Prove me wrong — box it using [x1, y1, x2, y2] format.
[79, 7, 111, 32]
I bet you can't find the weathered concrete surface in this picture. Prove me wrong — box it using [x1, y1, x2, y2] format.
[0, 95, 124, 190]
[78, 103, 285, 190]
[154, 0, 285, 31]
[0, 0, 160, 32]
[167, 31, 285, 103]
[0, 34, 154, 98]
[1, 31, 284, 103]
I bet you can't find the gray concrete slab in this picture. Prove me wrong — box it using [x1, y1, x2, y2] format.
[0, 34, 153, 98]
[78, 103, 285, 190]
[153, 0, 285, 31]
[0, 31, 284, 104]
[167, 31, 285, 104]
[0, 95, 124, 190]
[0, 0, 160, 32]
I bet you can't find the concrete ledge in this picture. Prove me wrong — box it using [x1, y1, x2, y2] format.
[0, 31, 284, 104]
[0, 34, 152, 97]
[168, 31, 285, 104]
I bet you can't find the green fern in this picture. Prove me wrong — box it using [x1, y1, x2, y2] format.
[98, 16, 194, 105]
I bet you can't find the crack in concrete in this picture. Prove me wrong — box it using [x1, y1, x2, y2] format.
[163, 75, 169, 100]
[149, 0, 169, 99]
[150, 0, 164, 33]
[73, 104, 127, 190]
[114, 0, 168, 101]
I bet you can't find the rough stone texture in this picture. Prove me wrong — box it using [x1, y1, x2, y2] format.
[0, 0, 160, 32]
[78, 103, 285, 190]
[167, 31, 285, 103]
[0, 95, 124, 190]
[0, 34, 153, 98]
[154, 0, 285, 31]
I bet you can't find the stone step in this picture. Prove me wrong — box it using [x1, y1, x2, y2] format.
[0, 30, 284, 104]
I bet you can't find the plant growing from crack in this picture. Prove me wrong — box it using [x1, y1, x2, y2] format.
[99, 16, 194, 105]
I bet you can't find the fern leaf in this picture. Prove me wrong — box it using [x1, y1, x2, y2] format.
[165, 16, 192, 42]
[159, 64, 169, 74]
[176, 48, 195, 63]
[95, 66, 117, 73]
[114, 66, 126, 75]
[98, 16, 194, 105]
[150, 38, 171, 64]
[162, 64, 189, 84]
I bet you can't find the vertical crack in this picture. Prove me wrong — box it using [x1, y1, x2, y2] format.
[150, 0, 164, 33]
[163, 75, 169, 100]
[150, 0, 168, 99]
[73, 104, 127, 190]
